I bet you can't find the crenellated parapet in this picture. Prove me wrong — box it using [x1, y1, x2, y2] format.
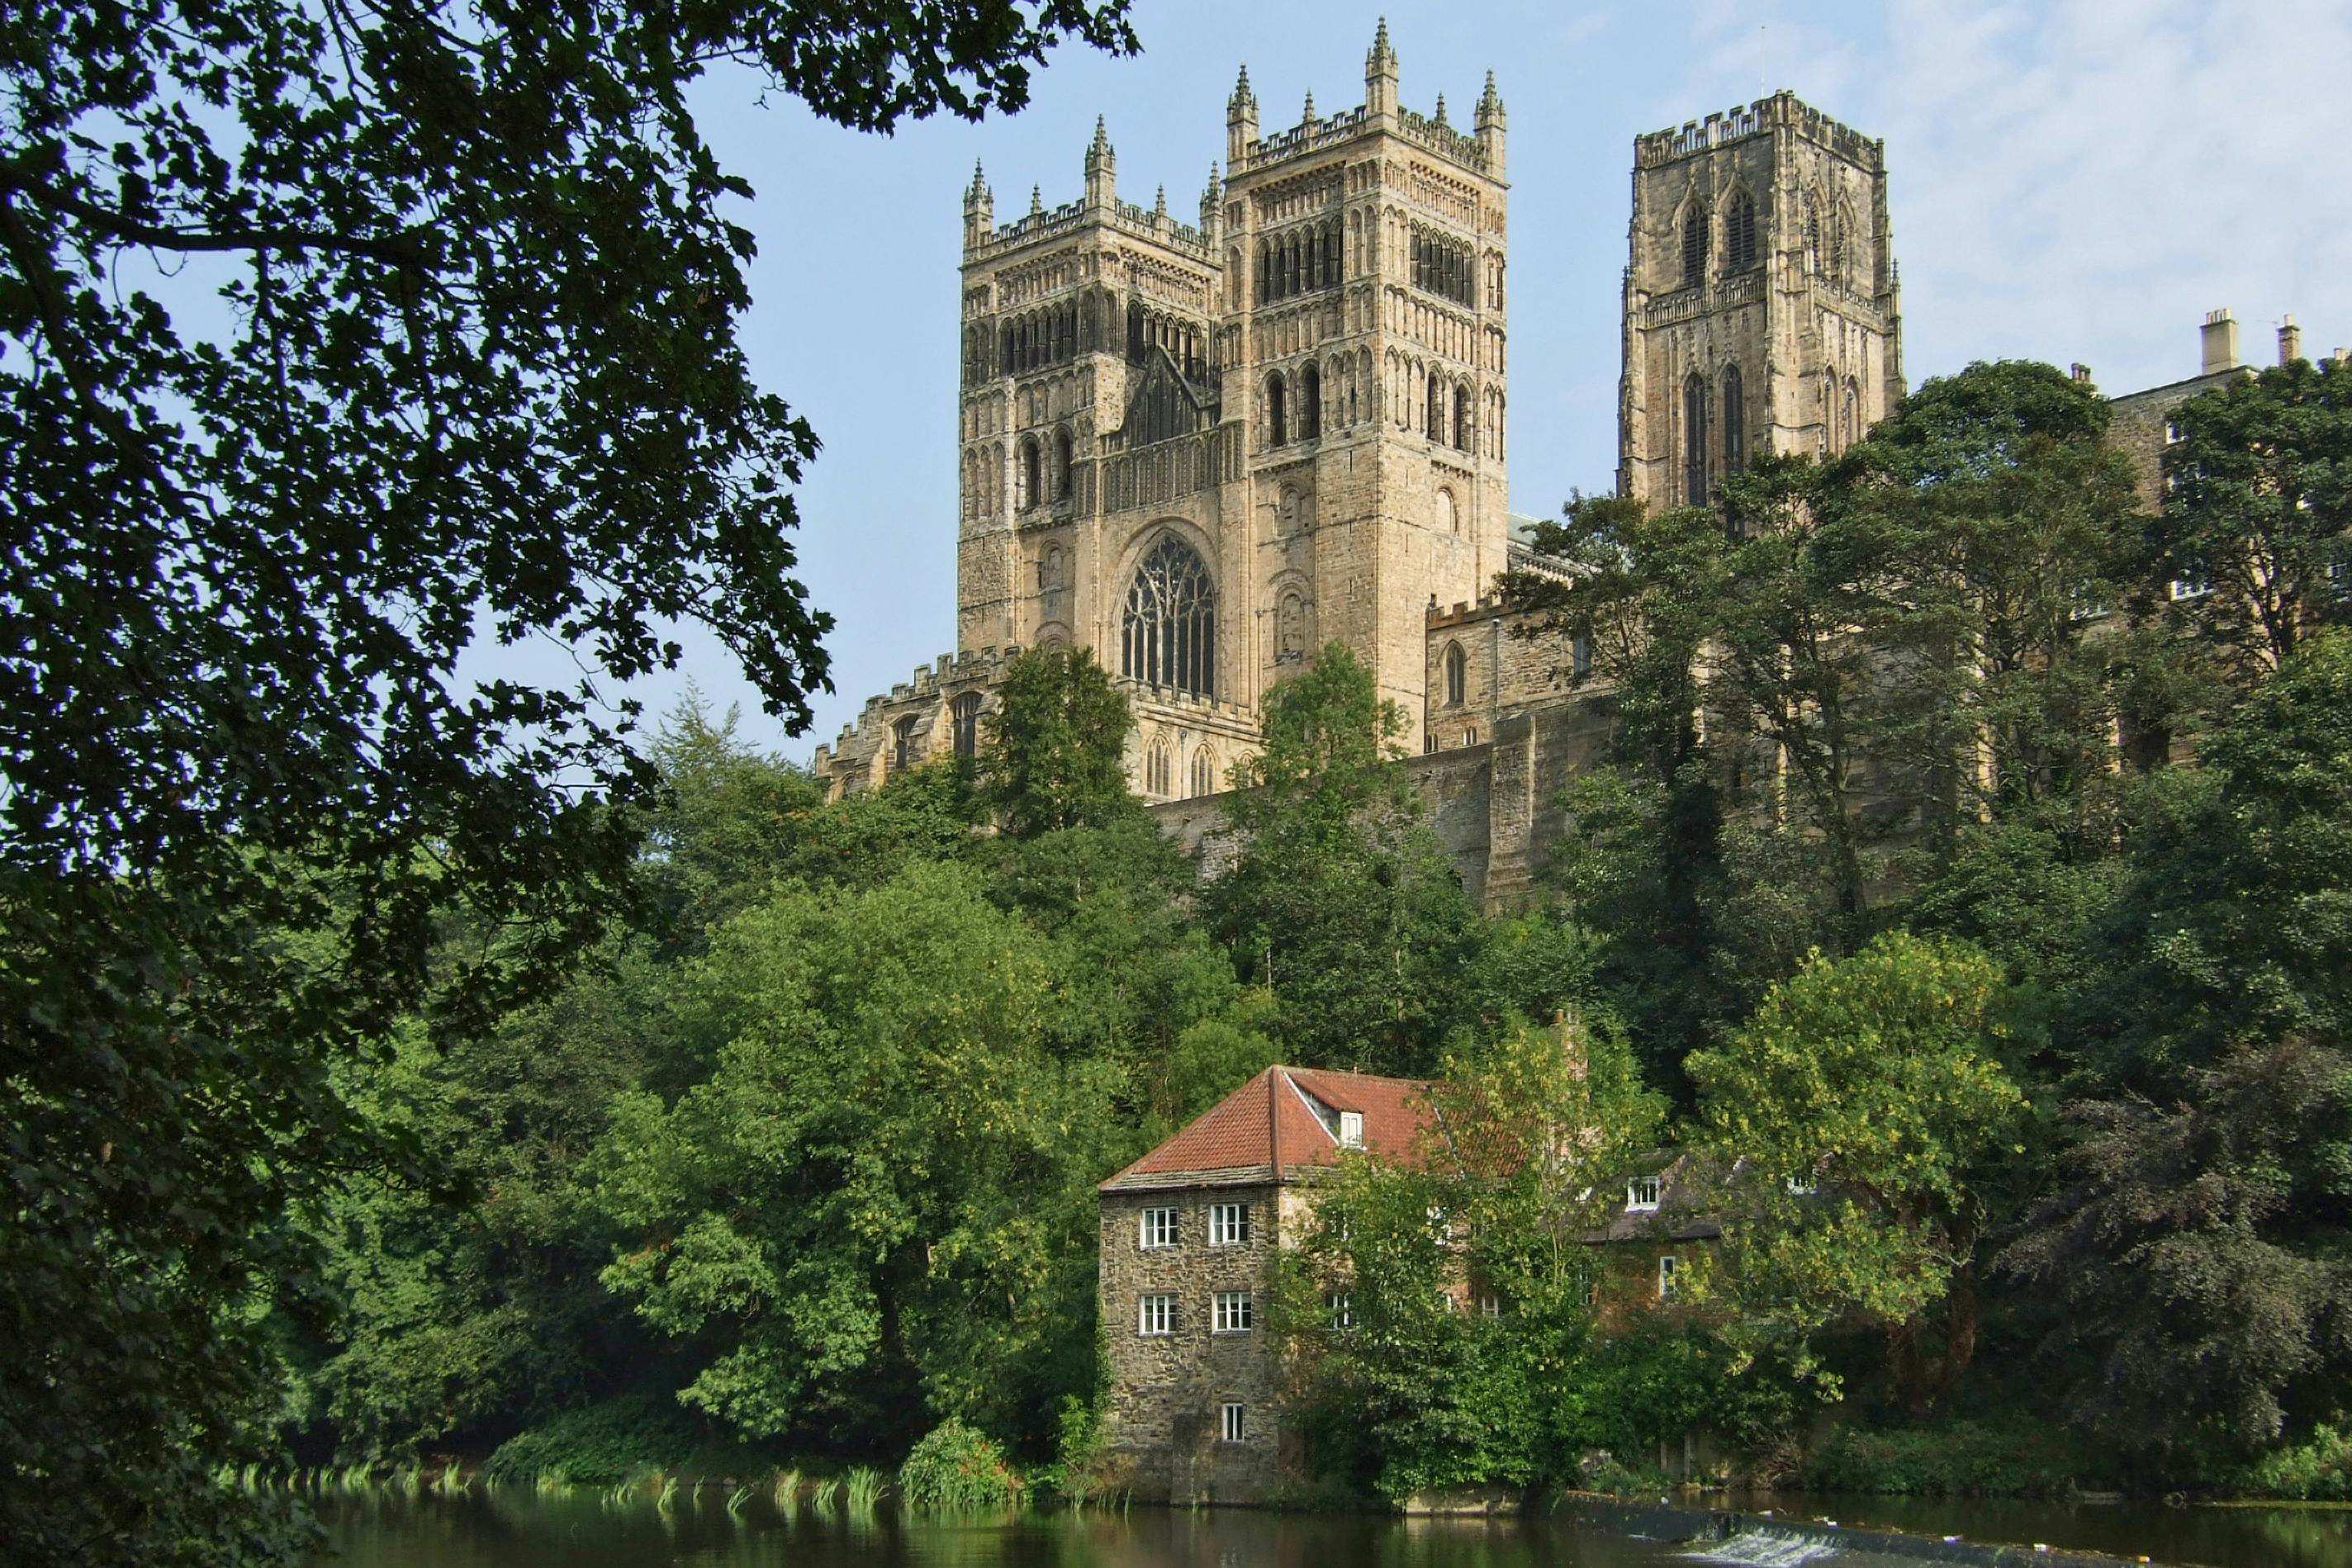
[1634, 90, 1883, 171]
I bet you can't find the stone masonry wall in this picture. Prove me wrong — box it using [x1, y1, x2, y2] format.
[1098, 1180, 1288, 1503]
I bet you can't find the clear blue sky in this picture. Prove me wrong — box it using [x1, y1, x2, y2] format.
[477, 0, 2352, 762]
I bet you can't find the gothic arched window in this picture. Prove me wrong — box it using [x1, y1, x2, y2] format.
[1453, 382, 1472, 451]
[1681, 203, 1709, 286]
[1444, 642, 1467, 708]
[1301, 363, 1321, 439]
[1019, 437, 1041, 511]
[1123, 537, 1216, 699]
[950, 693, 983, 759]
[1257, 239, 1272, 303]
[892, 715, 922, 774]
[1054, 428, 1074, 500]
[1190, 746, 1216, 798]
[1722, 365, 1746, 474]
[1426, 374, 1444, 441]
[1267, 372, 1288, 448]
[1683, 372, 1709, 505]
[1726, 191, 1757, 272]
[1845, 377, 1862, 449]
[1145, 737, 1172, 798]
[1436, 487, 1457, 535]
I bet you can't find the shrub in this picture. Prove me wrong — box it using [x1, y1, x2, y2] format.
[479, 1395, 699, 1485]
[2238, 1424, 2352, 1500]
[1802, 1420, 2078, 1496]
[898, 1419, 1023, 1511]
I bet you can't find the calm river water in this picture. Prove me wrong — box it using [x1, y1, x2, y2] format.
[311, 1490, 2352, 1568]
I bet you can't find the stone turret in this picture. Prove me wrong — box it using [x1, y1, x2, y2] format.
[1199, 161, 1222, 246]
[1365, 17, 1398, 118]
[1226, 65, 1257, 165]
[1084, 116, 1115, 207]
[963, 159, 992, 249]
[1476, 69, 1506, 175]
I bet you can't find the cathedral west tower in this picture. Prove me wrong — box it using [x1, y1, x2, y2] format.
[952, 23, 1510, 775]
[1619, 92, 1904, 508]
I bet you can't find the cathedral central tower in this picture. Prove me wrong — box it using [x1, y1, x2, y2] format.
[953, 25, 1510, 779]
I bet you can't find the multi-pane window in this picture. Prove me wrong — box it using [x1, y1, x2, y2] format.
[1138, 1293, 1176, 1336]
[1657, 1255, 1680, 1303]
[1139, 1206, 1178, 1249]
[1212, 1291, 1254, 1334]
[1726, 191, 1757, 272]
[1209, 1201, 1250, 1246]
[1121, 537, 1216, 699]
[1339, 1111, 1364, 1149]
[950, 692, 982, 759]
[1325, 1291, 1354, 1330]
[1479, 1293, 1501, 1320]
[1626, 1176, 1661, 1212]
[1221, 1402, 1245, 1442]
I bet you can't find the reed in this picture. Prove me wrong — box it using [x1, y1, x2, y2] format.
[655, 1472, 681, 1514]
[845, 1466, 886, 1509]
[726, 1485, 752, 1517]
[772, 1468, 802, 1511]
[814, 1475, 844, 1510]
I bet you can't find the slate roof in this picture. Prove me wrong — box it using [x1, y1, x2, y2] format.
[1581, 1150, 1727, 1244]
[1098, 1066, 1434, 1192]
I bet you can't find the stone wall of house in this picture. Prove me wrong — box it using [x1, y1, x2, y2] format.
[1097, 1179, 1289, 1503]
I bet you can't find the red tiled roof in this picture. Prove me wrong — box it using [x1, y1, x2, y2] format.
[1100, 1066, 1435, 1189]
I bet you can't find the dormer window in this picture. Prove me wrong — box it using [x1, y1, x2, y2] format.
[1339, 1111, 1364, 1149]
[1626, 1176, 1661, 1212]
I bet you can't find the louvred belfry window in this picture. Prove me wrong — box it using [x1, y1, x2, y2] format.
[1122, 538, 1216, 699]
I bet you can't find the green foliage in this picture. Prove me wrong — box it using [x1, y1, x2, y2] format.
[1281, 1016, 1667, 1501]
[2237, 1424, 2352, 1501]
[478, 1396, 699, 1486]
[1209, 644, 1491, 1075]
[897, 1419, 1022, 1511]
[1802, 1419, 2082, 1497]
[0, 0, 1135, 1558]
[979, 645, 1141, 839]
[2145, 353, 2352, 682]
[1999, 1037, 2352, 1469]
[592, 863, 1125, 1451]
[1689, 934, 2027, 1400]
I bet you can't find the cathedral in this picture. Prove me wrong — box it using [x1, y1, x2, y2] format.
[813, 27, 1907, 902]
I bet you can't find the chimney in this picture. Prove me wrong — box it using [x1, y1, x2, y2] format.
[1553, 1007, 1588, 1083]
[2201, 308, 2240, 375]
[2279, 315, 2302, 366]
[2070, 362, 2092, 385]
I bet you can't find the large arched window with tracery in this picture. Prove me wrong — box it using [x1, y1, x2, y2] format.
[1123, 537, 1216, 699]
[1682, 372, 1709, 505]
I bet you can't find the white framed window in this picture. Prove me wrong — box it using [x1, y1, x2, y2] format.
[1626, 1176, 1662, 1212]
[1139, 1206, 1178, 1249]
[1325, 1291, 1354, 1330]
[1209, 1201, 1250, 1247]
[2165, 418, 2184, 444]
[2170, 574, 2213, 601]
[1138, 1293, 1176, 1336]
[1479, 1292, 1501, 1320]
[1221, 1402, 1245, 1442]
[1785, 1176, 1819, 1196]
[1657, 1254, 1680, 1303]
[1338, 1111, 1364, 1149]
[1212, 1291, 1254, 1334]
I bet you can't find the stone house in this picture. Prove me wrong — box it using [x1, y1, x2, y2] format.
[1093, 1063, 1431, 1504]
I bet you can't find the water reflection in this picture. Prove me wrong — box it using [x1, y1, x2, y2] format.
[312, 1489, 2352, 1568]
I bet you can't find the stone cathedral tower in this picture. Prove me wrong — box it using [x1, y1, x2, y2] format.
[951, 24, 1510, 775]
[1619, 92, 1903, 507]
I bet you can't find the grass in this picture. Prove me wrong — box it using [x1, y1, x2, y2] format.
[846, 1466, 887, 1509]
[773, 1468, 802, 1511]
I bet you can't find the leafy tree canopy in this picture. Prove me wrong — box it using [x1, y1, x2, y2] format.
[979, 643, 1140, 839]
[0, 2, 1133, 1559]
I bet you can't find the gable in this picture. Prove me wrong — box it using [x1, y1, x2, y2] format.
[1121, 346, 1217, 449]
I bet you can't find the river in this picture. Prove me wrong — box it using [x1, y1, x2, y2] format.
[313, 1489, 2352, 1568]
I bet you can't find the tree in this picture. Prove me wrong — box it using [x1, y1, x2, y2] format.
[592, 863, 1129, 1457]
[1999, 1038, 2352, 1473]
[0, 2, 1134, 1560]
[1686, 933, 2027, 1404]
[1278, 1015, 1664, 1500]
[2145, 354, 2352, 684]
[1207, 643, 1485, 1075]
[978, 643, 1140, 839]
[2076, 631, 2352, 1085]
